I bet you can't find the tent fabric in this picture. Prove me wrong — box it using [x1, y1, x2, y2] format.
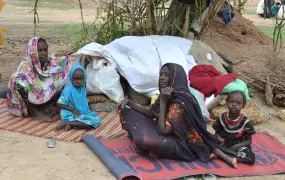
[74, 36, 197, 98]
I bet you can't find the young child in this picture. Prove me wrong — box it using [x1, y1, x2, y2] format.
[212, 90, 256, 165]
[56, 64, 101, 130]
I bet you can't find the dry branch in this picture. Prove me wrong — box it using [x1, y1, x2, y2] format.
[265, 75, 273, 106]
[183, 5, 191, 38]
[239, 73, 285, 107]
[78, 0, 87, 42]
[32, 0, 39, 36]
[273, 3, 285, 52]
[159, 0, 186, 36]
[198, 0, 225, 40]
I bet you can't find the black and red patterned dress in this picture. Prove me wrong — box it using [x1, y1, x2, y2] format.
[212, 112, 256, 165]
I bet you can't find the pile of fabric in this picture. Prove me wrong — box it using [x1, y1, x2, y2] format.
[256, 0, 285, 19]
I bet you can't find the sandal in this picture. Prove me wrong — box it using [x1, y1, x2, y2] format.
[202, 174, 217, 180]
[183, 177, 198, 180]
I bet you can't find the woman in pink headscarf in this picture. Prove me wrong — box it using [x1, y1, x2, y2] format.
[6, 37, 66, 121]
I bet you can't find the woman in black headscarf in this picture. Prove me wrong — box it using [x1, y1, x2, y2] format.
[120, 63, 237, 167]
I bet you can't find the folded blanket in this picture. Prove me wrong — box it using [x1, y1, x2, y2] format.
[189, 64, 238, 97]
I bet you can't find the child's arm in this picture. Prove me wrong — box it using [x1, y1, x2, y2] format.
[213, 118, 224, 143]
[215, 132, 224, 143]
[57, 103, 80, 117]
[230, 137, 252, 151]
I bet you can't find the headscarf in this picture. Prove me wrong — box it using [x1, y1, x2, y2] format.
[153, 63, 217, 162]
[25, 37, 62, 77]
[63, 64, 97, 116]
[9, 37, 66, 105]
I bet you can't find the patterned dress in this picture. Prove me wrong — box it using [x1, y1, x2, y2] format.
[121, 104, 197, 161]
[6, 37, 66, 117]
[212, 112, 256, 164]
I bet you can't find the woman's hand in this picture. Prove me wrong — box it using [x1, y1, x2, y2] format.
[73, 109, 81, 117]
[117, 98, 129, 109]
[160, 87, 173, 102]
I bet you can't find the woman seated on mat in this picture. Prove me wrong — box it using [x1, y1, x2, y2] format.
[212, 90, 256, 165]
[119, 63, 238, 168]
[56, 64, 101, 131]
[6, 37, 66, 122]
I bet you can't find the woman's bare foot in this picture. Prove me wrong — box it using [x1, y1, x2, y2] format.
[33, 109, 53, 122]
[24, 99, 53, 122]
[38, 103, 59, 120]
[44, 106, 58, 117]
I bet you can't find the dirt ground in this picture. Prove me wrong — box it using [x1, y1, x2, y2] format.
[1, 1, 285, 180]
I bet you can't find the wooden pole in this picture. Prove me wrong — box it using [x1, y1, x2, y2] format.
[183, 5, 191, 38]
[146, 0, 155, 35]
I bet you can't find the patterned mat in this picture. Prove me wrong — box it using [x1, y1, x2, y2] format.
[0, 99, 127, 142]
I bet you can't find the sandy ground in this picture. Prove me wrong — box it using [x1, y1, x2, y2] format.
[1, 1, 285, 180]
[0, 131, 116, 180]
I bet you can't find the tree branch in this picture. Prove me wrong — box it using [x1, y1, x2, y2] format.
[33, 0, 39, 37]
[78, 0, 87, 42]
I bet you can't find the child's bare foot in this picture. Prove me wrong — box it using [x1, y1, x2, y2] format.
[56, 121, 66, 131]
[224, 156, 238, 168]
[210, 153, 218, 159]
[232, 158, 238, 168]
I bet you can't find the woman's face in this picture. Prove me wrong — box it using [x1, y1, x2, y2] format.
[37, 41, 48, 64]
[72, 69, 85, 88]
[159, 66, 170, 89]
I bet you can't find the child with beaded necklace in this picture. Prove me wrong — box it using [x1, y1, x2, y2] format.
[212, 90, 256, 165]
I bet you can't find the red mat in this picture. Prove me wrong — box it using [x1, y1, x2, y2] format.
[0, 99, 127, 141]
[100, 133, 285, 179]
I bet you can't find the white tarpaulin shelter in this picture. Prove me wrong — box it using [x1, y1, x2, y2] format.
[74, 35, 197, 99]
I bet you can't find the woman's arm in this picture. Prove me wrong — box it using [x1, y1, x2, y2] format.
[123, 99, 153, 118]
[57, 103, 80, 116]
[157, 98, 173, 136]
